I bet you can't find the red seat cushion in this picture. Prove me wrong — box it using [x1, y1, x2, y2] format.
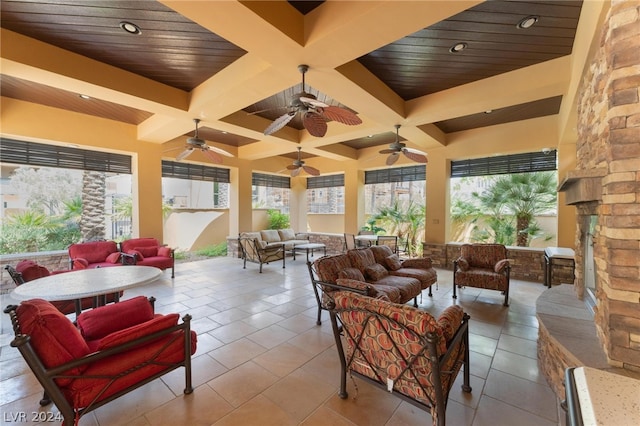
[77, 296, 154, 340]
[17, 299, 91, 386]
[97, 313, 179, 350]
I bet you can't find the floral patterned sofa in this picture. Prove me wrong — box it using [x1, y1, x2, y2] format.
[453, 243, 511, 306]
[307, 247, 437, 325]
[329, 291, 471, 426]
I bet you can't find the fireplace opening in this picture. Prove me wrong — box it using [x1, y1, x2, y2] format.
[584, 215, 597, 313]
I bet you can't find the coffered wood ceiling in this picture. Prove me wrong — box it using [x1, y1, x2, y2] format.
[1, 0, 587, 165]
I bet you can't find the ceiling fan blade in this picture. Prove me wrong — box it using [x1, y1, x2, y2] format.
[403, 148, 428, 163]
[300, 96, 328, 108]
[202, 148, 224, 164]
[303, 165, 320, 176]
[386, 152, 399, 166]
[379, 148, 397, 154]
[320, 106, 362, 126]
[264, 112, 296, 135]
[207, 145, 234, 157]
[291, 167, 301, 177]
[303, 112, 327, 137]
[176, 148, 194, 161]
[286, 164, 298, 170]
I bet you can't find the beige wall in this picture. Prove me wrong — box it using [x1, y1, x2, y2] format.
[308, 214, 345, 234]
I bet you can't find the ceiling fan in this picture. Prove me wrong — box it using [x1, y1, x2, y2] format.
[379, 125, 428, 166]
[287, 147, 320, 177]
[176, 119, 233, 163]
[263, 64, 362, 137]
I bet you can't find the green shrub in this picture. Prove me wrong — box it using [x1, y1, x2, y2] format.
[195, 243, 227, 257]
[267, 209, 290, 229]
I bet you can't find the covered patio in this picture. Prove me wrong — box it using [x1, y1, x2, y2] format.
[1, 257, 558, 425]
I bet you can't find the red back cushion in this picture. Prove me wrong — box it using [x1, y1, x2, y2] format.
[135, 246, 158, 258]
[69, 241, 118, 264]
[17, 299, 90, 385]
[77, 296, 154, 340]
[16, 261, 50, 282]
[97, 313, 180, 350]
[105, 252, 121, 264]
[121, 238, 159, 252]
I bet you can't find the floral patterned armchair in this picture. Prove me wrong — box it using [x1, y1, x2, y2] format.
[329, 291, 471, 426]
[453, 243, 511, 306]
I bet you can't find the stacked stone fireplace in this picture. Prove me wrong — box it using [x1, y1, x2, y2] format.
[560, 0, 640, 372]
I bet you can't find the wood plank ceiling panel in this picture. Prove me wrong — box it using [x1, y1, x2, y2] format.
[358, 1, 583, 100]
[0, 0, 247, 91]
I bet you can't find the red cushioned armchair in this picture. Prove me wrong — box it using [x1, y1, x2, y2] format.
[4, 296, 196, 426]
[120, 238, 175, 278]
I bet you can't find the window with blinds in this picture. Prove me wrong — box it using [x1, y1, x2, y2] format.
[162, 160, 229, 183]
[307, 174, 344, 189]
[252, 173, 290, 188]
[365, 165, 426, 184]
[0, 138, 132, 174]
[450, 151, 557, 178]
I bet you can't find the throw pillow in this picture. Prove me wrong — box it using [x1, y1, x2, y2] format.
[456, 258, 469, 271]
[105, 252, 121, 264]
[77, 296, 154, 340]
[385, 254, 403, 271]
[158, 246, 172, 257]
[127, 249, 144, 261]
[364, 263, 389, 281]
[338, 267, 366, 282]
[260, 230, 281, 243]
[73, 258, 89, 269]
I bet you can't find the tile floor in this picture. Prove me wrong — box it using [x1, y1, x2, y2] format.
[0, 255, 565, 425]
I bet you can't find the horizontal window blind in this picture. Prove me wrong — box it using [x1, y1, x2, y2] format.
[0, 138, 131, 174]
[307, 174, 344, 189]
[252, 173, 290, 188]
[451, 151, 557, 178]
[365, 165, 426, 184]
[162, 160, 229, 183]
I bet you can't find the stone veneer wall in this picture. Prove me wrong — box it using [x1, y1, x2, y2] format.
[575, 0, 640, 370]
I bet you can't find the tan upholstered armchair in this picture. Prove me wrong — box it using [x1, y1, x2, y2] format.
[238, 235, 285, 273]
[453, 243, 511, 306]
[329, 291, 471, 426]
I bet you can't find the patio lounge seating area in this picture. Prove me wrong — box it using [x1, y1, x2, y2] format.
[1, 256, 561, 425]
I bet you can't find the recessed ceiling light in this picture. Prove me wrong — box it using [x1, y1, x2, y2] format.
[484, 110, 493, 114]
[517, 15, 539, 29]
[449, 42, 468, 53]
[79, 94, 91, 100]
[119, 21, 142, 35]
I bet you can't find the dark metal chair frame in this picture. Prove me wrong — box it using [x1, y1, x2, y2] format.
[329, 297, 472, 426]
[237, 236, 285, 273]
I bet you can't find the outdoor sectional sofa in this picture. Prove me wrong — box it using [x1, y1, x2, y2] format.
[307, 246, 437, 325]
[240, 229, 310, 251]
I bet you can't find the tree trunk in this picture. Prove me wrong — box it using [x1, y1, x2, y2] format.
[516, 216, 529, 247]
[80, 171, 106, 241]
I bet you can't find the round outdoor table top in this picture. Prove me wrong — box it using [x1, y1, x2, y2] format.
[11, 265, 162, 302]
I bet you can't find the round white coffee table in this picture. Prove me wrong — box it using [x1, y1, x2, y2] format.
[11, 266, 162, 305]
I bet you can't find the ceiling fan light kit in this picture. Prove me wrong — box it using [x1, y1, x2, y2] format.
[263, 65, 362, 137]
[379, 124, 428, 166]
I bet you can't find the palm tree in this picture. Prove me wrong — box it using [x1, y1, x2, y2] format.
[80, 171, 106, 241]
[476, 172, 556, 246]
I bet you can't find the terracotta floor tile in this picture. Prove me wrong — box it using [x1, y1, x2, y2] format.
[207, 361, 279, 408]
